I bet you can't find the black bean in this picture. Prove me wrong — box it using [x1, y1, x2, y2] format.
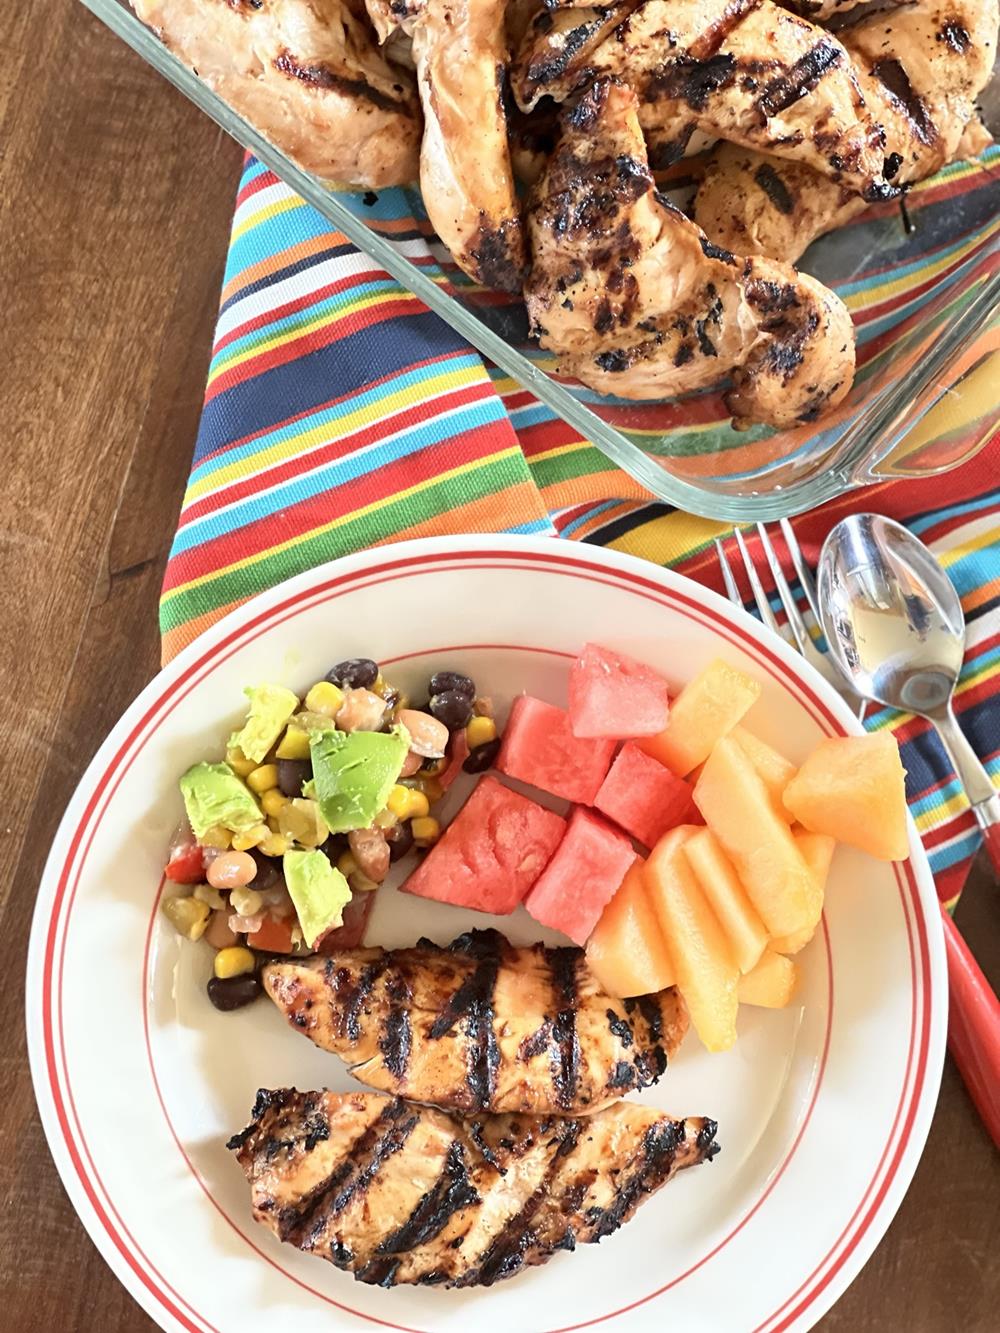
[326, 657, 379, 689]
[385, 821, 414, 862]
[249, 848, 279, 890]
[429, 670, 475, 698]
[463, 736, 501, 774]
[207, 974, 262, 1011]
[277, 758, 311, 798]
[429, 689, 474, 730]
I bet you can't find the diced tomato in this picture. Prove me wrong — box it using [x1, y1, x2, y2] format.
[316, 891, 375, 952]
[164, 842, 205, 884]
[248, 914, 295, 954]
[440, 730, 470, 790]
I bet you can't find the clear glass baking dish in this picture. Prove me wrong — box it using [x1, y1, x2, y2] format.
[81, 0, 1000, 520]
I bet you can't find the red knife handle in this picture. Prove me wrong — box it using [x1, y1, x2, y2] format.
[979, 819, 1000, 880]
[940, 906, 1000, 1148]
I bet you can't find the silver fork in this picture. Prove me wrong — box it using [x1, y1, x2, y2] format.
[716, 520, 867, 717]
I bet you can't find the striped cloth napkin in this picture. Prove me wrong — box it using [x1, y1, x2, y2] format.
[161, 156, 1000, 908]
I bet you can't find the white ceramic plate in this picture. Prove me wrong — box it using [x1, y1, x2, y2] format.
[27, 536, 945, 1333]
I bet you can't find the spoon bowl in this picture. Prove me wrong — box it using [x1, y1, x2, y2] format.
[818, 513, 966, 717]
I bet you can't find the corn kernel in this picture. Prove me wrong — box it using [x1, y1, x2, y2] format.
[247, 763, 279, 794]
[276, 726, 312, 760]
[261, 789, 290, 819]
[304, 680, 344, 717]
[231, 885, 265, 917]
[162, 894, 210, 941]
[337, 851, 358, 877]
[193, 883, 226, 912]
[231, 823, 268, 851]
[214, 946, 256, 980]
[411, 816, 441, 848]
[374, 807, 398, 829]
[418, 776, 444, 805]
[387, 785, 430, 820]
[200, 824, 232, 850]
[466, 716, 497, 749]
[225, 746, 257, 777]
[258, 831, 288, 857]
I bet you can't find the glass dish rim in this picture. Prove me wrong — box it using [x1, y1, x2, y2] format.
[82, 0, 1000, 521]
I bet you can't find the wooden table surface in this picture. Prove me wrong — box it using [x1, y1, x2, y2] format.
[1, 4, 997, 1327]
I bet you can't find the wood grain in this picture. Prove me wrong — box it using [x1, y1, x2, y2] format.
[0, 3, 997, 1327]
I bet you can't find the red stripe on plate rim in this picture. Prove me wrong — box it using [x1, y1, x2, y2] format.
[35, 546, 935, 1333]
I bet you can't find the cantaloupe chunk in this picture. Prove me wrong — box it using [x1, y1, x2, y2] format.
[694, 735, 818, 939]
[782, 733, 909, 861]
[771, 830, 836, 953]
[731, 725, 797, 819]
[585, 862, 676, 996]
[637, 658, 762, 777]
[682, 827, 768, 974]
[645, 826, 738, 1052]
[738, 951, 798, 1008]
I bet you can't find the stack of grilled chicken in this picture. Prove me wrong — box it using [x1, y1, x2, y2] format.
[227, 930, 718, 1288]
[132, 0, 998, 427]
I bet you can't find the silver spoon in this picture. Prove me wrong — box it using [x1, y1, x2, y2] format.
[818, 512, 1000, 1145]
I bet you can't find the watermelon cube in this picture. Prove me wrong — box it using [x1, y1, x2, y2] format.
[595, 742, 695, 848]
[496, 695, 616, 804]
[399, 776, 565, 914]
[523, 807, 637, 944]
[569, 642, 670, 738]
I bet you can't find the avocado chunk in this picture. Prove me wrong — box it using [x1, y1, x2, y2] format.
[229, 683, 300, 764]
[310, 725, 410, 834]
[179, 761, 261, 839]
[283, 849, 351, 949]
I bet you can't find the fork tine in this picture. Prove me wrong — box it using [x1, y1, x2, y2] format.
[756, 523, 811, 656]
[733, 528, 782, 634]
[714, 538, 742, 607]
[779, 517, 822, 625]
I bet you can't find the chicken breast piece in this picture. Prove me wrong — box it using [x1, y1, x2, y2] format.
[229, 1088, 720, 1287]
[130, 0, 421, 188]
[510, 0, 893, 199]
[525, 79, 855, 427]
[263, 928, 687, 1114]
[694, 0, 998, 260]
[410, 0, 526, 291]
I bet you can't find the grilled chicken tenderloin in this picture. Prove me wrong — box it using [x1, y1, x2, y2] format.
[263, 928, 687, 1115]
[411, 0, 527, 291]
[694, 0, 998, 261]
[130, 0, 421, 188]
[229, 1088, 720, 1287]
[525, 79, 855, 426]
[510, 0, 895, 199]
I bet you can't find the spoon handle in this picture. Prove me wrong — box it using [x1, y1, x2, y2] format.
[940, 908, 1000, 1147]
[931, 707, 1000, 877]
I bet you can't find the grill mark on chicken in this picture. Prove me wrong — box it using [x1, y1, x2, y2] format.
[549, 948, 582, 1109]
[871, 59, 937, 147]
[265, 1098, 419, 1244]
[757, 38, 842, 118]
[690, 0, 764, 60]
[357, 1140, 480, 1285]
[232, 1091, 719, 1287]
[938, 19, 971, 52]
[647, 54, 738, 111]
[264, 929, 686, 1115]
[754, 162, 796, 213]
[379, 972, 413, 1079]
[273, 50, 408, 111]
